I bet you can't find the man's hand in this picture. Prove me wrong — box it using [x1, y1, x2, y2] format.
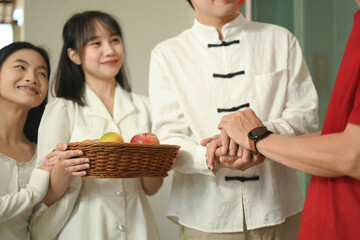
[218, 108, 264, 149]
[201, 134, 223, 170]
[201, 131, 264, 171]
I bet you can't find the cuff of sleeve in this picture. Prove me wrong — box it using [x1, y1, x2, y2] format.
[27, 168, 50, 195]
[193, 145, 215, 176]
[33, 201, 49, 213]
[263, 122, 276, 134]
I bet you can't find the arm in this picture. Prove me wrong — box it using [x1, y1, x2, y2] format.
[30, 177, 81, 240]
[30, 99, 82, 240]
[149, 50, 211, 176]
[263, 34, 318, 136]
[141, 178, 163, 195]
[141, 152, 178, 195]
[218, 109, 360, 179]
[257, 124, 360, 179]
[42, 143, 89, 206]
[0, 169, 49, 223]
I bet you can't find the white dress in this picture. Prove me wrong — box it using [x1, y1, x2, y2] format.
[0, 151, 50, 240]
[31, 84, 159, 240]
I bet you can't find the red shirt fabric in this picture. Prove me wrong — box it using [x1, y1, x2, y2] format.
[299, 10, 360, 240]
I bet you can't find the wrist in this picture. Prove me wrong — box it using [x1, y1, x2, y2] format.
[247, 126, 273, 155]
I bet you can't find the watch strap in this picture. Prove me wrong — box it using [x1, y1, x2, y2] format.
[248, 138, 257, 154]
[254, 130, 273, 154]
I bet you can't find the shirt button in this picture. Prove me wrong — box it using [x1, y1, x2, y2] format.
[118, 225, 126, 232]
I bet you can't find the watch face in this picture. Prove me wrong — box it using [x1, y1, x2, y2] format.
[249, 126, 268, 139]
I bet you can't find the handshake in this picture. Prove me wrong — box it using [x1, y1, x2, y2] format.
[201, 108, 271, 172]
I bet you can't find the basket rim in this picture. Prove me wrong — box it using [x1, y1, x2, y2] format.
[67, 141, 180, 150]
[66, 141, 180, 178]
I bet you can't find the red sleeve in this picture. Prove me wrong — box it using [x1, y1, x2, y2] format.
[348, 67, 360, 125]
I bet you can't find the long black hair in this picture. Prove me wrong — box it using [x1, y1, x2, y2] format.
[54, 10, 131, 106]
[0, 42, 50, 143]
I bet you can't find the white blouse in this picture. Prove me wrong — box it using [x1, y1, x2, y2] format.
[0, 152, 50, 240]
[149, 14, 318, 232]
[31, 84, 159, 240]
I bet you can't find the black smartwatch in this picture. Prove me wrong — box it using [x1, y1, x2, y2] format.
[248, 126, 273, 155]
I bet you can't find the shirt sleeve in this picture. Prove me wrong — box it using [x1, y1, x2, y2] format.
[0, 168, 50, 223]
[348, 66, 360, 125]
[29, 177, 81, 240]
[29, 99, 82, 240]
[149, 50, 213, 176]
[263, 34, 319, 136]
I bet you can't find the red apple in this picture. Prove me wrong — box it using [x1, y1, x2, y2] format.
[130, 133, 160, 144]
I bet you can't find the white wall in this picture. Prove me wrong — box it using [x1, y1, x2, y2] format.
[24, 1, 195, 239]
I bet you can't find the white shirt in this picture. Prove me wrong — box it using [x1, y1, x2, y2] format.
[149, 14, 318, 232]
[31, 84, 159, 240]
[0, 152, 50, 240]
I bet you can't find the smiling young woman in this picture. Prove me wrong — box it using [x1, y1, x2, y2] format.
[0, 42, 51, 239]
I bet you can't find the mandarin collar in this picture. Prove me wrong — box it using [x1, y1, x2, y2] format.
[192, 13, 246, 43]
[83, 83, 135, 124]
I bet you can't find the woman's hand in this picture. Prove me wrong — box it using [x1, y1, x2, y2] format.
[44, 143, 90, 176]
[219, 148, 265, 171]
[169, 151, 180, 170]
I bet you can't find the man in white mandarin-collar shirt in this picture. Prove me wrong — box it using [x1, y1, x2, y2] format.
[149, 0, 318, 239]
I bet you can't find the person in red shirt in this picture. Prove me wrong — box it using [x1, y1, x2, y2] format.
[202, 0, 360, 239]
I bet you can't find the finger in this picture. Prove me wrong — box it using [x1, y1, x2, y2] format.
[200, 134, 219, 146]
[170, 158, 177, 169]
[71, 171, 87, 177]
[64, 149, 84, 158]
[238, 160, 261, 171]
[45, 150, 58, 160]
[61, 158, 89, 168]
[45, 148, 83, 161]
[207, 142, 218, 170]
[229, 152, 251, 170]
[65, 163, 90, 173]
[55, 143, 68, 151]
[237, 146, 243, 157]
[229, 139, 238, 156]
[44, 158, 57, 166]
[219, 156, 235, 169]
[241, 150, 252, 165]
[219, 129, 229, 155]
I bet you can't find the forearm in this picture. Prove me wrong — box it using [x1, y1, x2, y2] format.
[30, 177, 81, 240]
[257, 125, 360, 179]
[298, 131, 321, 138]
[141, 177, 163, 195]
[42, 162, 72, 206]
[0, 169, 50, 222]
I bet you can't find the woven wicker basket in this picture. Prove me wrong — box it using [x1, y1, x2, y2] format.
[67, 142, 180, 178]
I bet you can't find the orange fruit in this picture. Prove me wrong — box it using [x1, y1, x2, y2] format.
[99, 132, 124, 143]
[82, 139, 95, 143]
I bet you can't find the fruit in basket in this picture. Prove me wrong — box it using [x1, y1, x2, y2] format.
[130, 133, 160, 144]
[99, 132, 124, 143]
[82, 139, 95, 143]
